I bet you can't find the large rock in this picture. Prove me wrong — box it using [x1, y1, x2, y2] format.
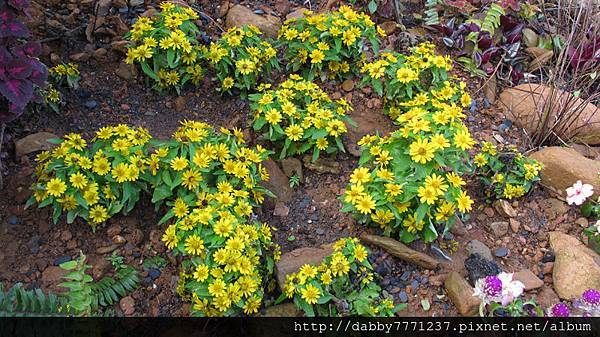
[225, 5, 281, 38]
[529, 147, 600, 194]
[345, 101, 395, 157]
[275, 245, 333, 290]
[262, 303, 303, 317]
[260, 159, 292, 203]
[499, 83, 600, 144]
[444, 272, 480, 316]
[549, 231, 600, 299]
[15, 132, 59, 158]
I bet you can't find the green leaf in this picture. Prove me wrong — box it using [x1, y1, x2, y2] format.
[140, 62, 159, 81]
[368, 0, 378, 14]
[152, 185, 171, 203]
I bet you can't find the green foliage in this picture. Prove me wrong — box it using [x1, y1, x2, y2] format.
[203, 25, 279, 95]
[289, 174, 300, 188]
[248, 76, 354, 161]
[280, 238, 404, 316]
[0, 283, 67, 317]
[142, 256, 167, 271]
[124, 3, 205, 93]
[474, 142, 542, 200]
[278, 6, 383, 81]
[478, 3, 505, 34]
[58, 253, 94, 316]
[90, 265, 140, 309]
[107, 252, 125, 271]
[49, 63, 80, 89]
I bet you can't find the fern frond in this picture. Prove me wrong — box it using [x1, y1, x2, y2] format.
[425, 0, 442, 25]
[481, 3, 505, 34]
[0, 283, 68, 317]
[90, 266, 140, 309]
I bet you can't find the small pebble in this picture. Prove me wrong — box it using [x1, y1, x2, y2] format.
[148, 268, 161, 280]
[494, 247, 509, 258]
[400, 271, 411, 282]
[85, 100, 98, 109]
[315, 228, 325, 235]
[398, 291, 408, 303]
[8, 215, 18, 225]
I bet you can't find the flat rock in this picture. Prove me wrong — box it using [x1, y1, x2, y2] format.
[513, 269, 544, 290]
[280, 157, 302, 181]
[494, 200, 517, 218]
[226, 5, 281, 38]
[530, 147, 600, 194]
[41, 266, 68, 292]
[302, 155, 340, 174]
[549, 231, 600, 299]
[444, 272, 480, 316]
[486, 221, 509, 237]
[261, 303, 303, 317]
[466, 240, 493, 261]
[15, 132, 59, 158]
[260, 159, 292, 203]
[285, 7, 308, 21]
[499, 83, 600, 144]
[273, 202, 290, 217]
[120, 296, 135, 316]
[275, 244, 333, 290]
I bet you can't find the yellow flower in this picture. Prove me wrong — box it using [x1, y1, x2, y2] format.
[315, 138, 328, 150]
[193, 264, 209, 282]
[46, 178, 67, 197]
[173, 198, 189, 218]
[182, 169, 201, 190]
[425, 173, 448, 196]
[208, 279, 227, 297]
[222, 77, 234, 89]
[446, 172, 466, 187]
[243, 296, 261, 314]
[310, 49, 325, 64]
[184, 235, 205, 255]
[69, 172, 88, 189]
[454, 130, 475, 150]
[474, 153, 488, 167]
[285, 124, 304, 141]
[170, 156, 189, 171]
[89, 205, 108, 224]
[111, 163, 129, 183]
[236, 59, 256, 75]
[418, 186, 438, 205]
[355, 194, 376, 214]
[396, 67, 418, 83]
[350, 167, 371, 184]
[456, 190, 474, 213]
[409, 138, 435, 164]
[300, 284, 321, 305]
[265, 109, 282, 125]
[354, 244, 368, 262]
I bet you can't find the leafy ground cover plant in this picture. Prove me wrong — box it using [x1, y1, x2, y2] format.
[125, 2, 204, 93]
[0, 0, 48, 123]
[49, 63, 80, 89]
[203, 25, 279, 95]
[155, 121, 279, 316]
[360, 42, 458, 117]
[248, 75, 354, 161]
[278, 6, 383, 81]
[473, 142, 542, 200]
[27, 125, 153, 226]
[280, 238, 403, 316]
[344, 44, 475, 243]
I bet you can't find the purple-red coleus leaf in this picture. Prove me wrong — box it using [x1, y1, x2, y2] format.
[28, 58, 47, 85]
[478, 33, 493, 50]
[481, 47, 499, 63]
[5, 57, 32, 79]
[0, 46, 11, 64]
[431, 24, 454, 36]
[0, 17, 29, 38]
[0, 102, 24, 123]
[12, 41, 41, 57]
[7, 0, 29, 12]
[0, 77, 33, 107]
[500, 15, 519, 32]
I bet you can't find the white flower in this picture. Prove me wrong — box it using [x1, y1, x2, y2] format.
[566, 180, 594, 206]
[595, 220, 600, 236]
[498, 272, 525, 306]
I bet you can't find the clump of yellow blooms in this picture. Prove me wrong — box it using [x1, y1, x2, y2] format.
[203, 25, 279, 95]
[49, 63, 80, 89]
[28, 125, 153, 226]
[154, 121, 279, 316]
[125, 3, 204, 92]
[278, 6, 384, 80]
[282, 238, 400, 316]
[342, 44, 476, 243]
[248, 75, 354, 161]
[29, 121, 280, 316]
[474, 142, 543, 200]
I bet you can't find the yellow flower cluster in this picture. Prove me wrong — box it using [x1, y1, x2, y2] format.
[153, 121, 279, 316]
[282, 238, 399, 317]
[278, 6, 383, 80]
[49, 63, 80, 89]
[203, 25, 279, 94]
[125, 3, 204, 92]
[342, 45, 476, 243]
[28, 125, 153, 226]
[248, 75, 354, 161]
[474, 142, 543, 200]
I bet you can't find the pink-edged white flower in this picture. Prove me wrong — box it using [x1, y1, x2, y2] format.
[497, 272, 525, 306]
[566, 180, 594, 205]
[473, 275, 503, 304]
